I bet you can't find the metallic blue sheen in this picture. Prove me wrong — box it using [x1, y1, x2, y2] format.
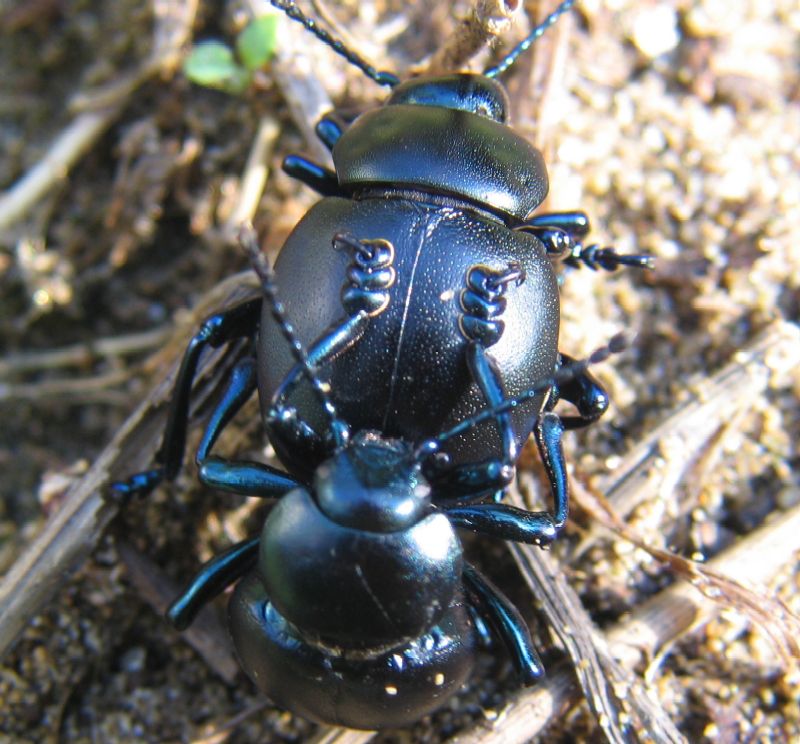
[334, 101, 548, 221]
[386, 74, 510, 123]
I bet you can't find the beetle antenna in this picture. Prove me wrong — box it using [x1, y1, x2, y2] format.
[484, 0, 576, 79]
[270, 0, 400, 88]
[239, 225, 347, 447]
[417, 332, 630, 457]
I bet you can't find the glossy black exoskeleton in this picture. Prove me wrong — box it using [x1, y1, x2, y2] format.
[117, 0, 651, 530]
[140, 236, 626, 729]
[171, 425, 542, 729]
[256, 0, 651, 511]
[112, 0, 650, 728]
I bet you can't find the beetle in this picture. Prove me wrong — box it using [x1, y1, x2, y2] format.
[111, 0, 649, 727]
[116, 0, 650, 530]
[149, 236, 627, 729]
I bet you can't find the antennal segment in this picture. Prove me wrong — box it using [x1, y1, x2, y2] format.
[271, 0, 400, 88]
[422, 333, 630, 454]
[239, 225, 347, 448]
[484, 0, 576, 79]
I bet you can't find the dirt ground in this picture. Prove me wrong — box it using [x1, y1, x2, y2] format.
[1, 1, 799, 742]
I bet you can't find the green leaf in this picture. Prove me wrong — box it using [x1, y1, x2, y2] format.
[183, 40, 250, 94]
[236, 15, 280, 71]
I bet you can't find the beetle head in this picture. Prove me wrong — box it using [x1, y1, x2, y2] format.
[315, 431, 432, 532]
[386, 74, 509, 123]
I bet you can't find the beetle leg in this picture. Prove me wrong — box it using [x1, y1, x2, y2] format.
[271, 234, 396, 407]
[282, 115, 345, 195]
[525, 210, 591, 239]
[440, 341, 518, 494]
[534, 412, 568, 529]
[265, 403, 331, 466]
[563, 241, 654, 271]
[315, 114, 344, 150]
[521, 211, 653, 271]
[550, 352, 609, 430]
[282, 154, 342, 197]
[271, 311, 372, 407]
[436, 262, 526, 500]
[167, 537, 260, 630]
[110, 299, 261, 500]
[462, 562, 544, 684]
[426, 342, 518, 501]
[192, 357, 302, 497]
[445, 501, 559, 547]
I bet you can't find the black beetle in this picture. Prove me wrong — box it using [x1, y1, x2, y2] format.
[150, 236, 627, 729]
[112, 0, 649, 727]
[116, 0, 649, 514]
[257, 0, 651, 513]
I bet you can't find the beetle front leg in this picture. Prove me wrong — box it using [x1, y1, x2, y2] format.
[110, 298, 262, 500]
[282, 155, 341, 197]
[433, 265, 524, 501]
[192, 356, 303, 497]
[271, 233, 397, 408]
[431, 341, 517, 499]
[282, 115, 347, 196]
[522, 211, 653, 271]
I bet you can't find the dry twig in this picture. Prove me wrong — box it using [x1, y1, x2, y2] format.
[117, 541, 240, 683]
[0, 326, 171, 377]
[424, 0, 516, 75]
[448, 500, 800, 744]
[0, 0, 198, 233]
[578, 321, 800, 550]
[0, 274, 258, 661]
[506, 486, 685, 744]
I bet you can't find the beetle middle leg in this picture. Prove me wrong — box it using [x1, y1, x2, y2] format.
[432, 264, 526, 500]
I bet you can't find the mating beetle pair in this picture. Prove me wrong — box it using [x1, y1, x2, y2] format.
[114, 0, 650, 729]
